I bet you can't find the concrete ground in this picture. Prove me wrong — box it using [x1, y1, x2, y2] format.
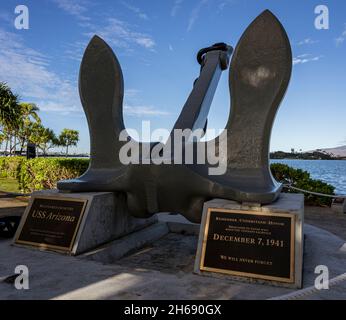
[0, 191, 28, 218]
[2, 191, 344, 241]
[0, 222, 345, 300]
[0, 192, 345, 300]
[305, 206, 346, 241]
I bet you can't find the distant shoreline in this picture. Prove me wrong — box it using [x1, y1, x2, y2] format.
[270, 158, 346, 161]
[270, 151, 346, 161]
[1, 153, 346, 161]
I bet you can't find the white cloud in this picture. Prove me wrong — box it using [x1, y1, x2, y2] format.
[298, 54, 309, 58]
[35, 101, 79, 114]
[64, 40, 88, 61]
[187, 0, 209, 32]
[52, 0, 90, 21]
[124, 105, 171, 117]
[0, 28, 166, 119]
[186, 0, 234, 31]
[169, 44, 174, 51]
[171, 0, 184, 17]
[125, 89, 141, 98]
[124, 89, 170, 117]
[0, 29, 81, 114]
[85, 18, 155, 50]
[135, 37, 155, 49]
[121, 2, 149, 20]
[336, 24, 346, 46]
[53, 0, 156, 59]
[217, 0, 235, 12]
[293, 54, 323, 65]
[297, 38, 319, 46]
[52, 0, 156, 61]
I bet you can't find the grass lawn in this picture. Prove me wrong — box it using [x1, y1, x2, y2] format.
[0, 177, 21, 193]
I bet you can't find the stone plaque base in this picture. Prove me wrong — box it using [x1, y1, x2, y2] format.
[194, 193, 304, 289]
[13, 190, 156, 255]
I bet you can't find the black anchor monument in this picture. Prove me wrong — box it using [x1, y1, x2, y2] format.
[14, 10, 304, 288]
[57, 10, 291, 223]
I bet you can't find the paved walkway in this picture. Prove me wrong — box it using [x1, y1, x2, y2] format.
[0, 191, 28, 218]
[0, 222, 345, 300]
[0, 193, 345, 300]
[305, 206, 346, 241]
[1, 191, 344, 241]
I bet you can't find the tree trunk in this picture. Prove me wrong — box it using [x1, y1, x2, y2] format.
[13, 135, 16, 154]
[5, 139, 8, 155]
[19, 138, 25, 154]
[9, 135, 12, 156]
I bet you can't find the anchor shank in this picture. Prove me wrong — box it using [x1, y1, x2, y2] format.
[170, 49, 230, 138]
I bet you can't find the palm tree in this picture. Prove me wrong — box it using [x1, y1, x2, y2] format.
[19, 103, 40, 122]
[0, 82, 19, 126]
[17, 103, 41, 153]
[58, 129, 79, 156]
[0, 133, 5, 152]
[0, 82, 21, 155]
[30, 124, 58, 156]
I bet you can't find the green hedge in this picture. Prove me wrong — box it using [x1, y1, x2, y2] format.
[0, 157, 88, 193]
[0, 157, 336, 206]
[18, 158, 89, 192]
[270, 163, 335, 206]
[0, 156, 25, 179]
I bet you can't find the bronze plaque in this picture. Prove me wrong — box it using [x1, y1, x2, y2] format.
[200, 208, 295, 283]
[15, 196, 88, 253]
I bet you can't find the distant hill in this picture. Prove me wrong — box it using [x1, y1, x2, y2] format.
[309, 145, 346, 158]
[271, 145, 346, 160]
[271, 150, 334, 160]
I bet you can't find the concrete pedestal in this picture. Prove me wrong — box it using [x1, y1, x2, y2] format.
[13, 190, 157, 255]
[194, 193, 304, 289]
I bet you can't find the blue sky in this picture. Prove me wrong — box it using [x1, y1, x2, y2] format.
[0, 0, 345, 154]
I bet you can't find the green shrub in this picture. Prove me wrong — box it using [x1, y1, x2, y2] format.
[0, 157, 337, 207]
[0, 156, 25, 178]
[18, 158, 89, 192]
[270, 163, 335, 206]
